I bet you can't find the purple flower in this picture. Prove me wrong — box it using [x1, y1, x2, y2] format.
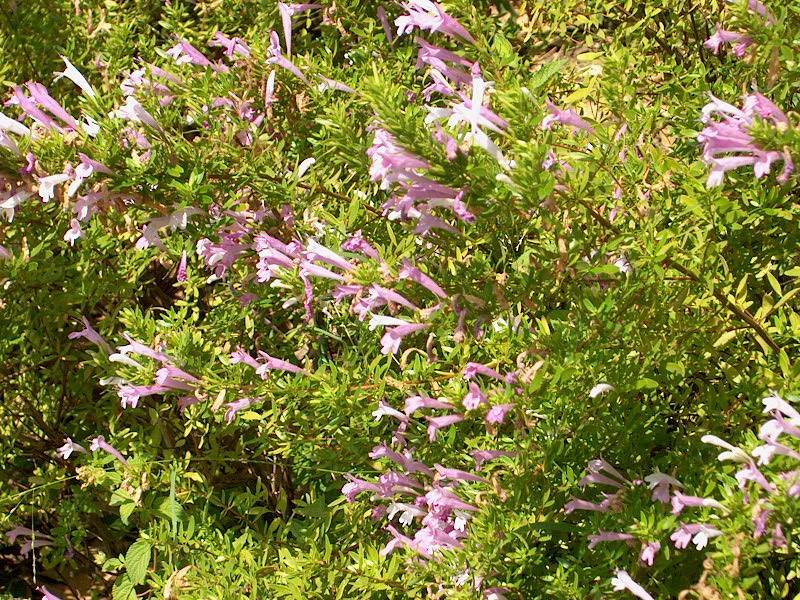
[369, 443, 434, 475]
[0, 244, 12, 261]
[209, 32, 252, 59]
[772, 524, 787, 548]
[753, 504, 771, 538]
[37, 586, 63, 600]
[267, 31, 309, 83]
[342, 475, 383, 502]
[90, 436, 128, 465]
[563, 493, 619, 514]
[57, 437, 87, 459]
[398, 259, 448, 298]
[735, 462, 776, 493]
[26, 82, 81, 130]
[404, 394, 453, 414]
[369, 284, 419, 310]
[395, 0, 475, 43]
[177, 250, 188, 281]
[377, 6, 394, 42]
[704, 26, 753, 57]
[698, 93, 792, 187]
[68, 316, 111, 352]
[368, 128, 430, 189]
[670, 492, 725, 515]
[118, 383, 173, 409]
[463, 361, 504, 381]
[63, 219, 83, 246]
[373, 400, 409, 424]
[541, 100, 595, 133]
[485, 403, 514, 425]
[114, 334, 174, 364]
[254, 352, 306, 377]
[587, 531, 635, 549]
[300, 261, 346, 282]
[470, 449, 515, 469]
[434, 464, 487, 483]
[341, 230, 380, 260]
[373, 317, 429, 355]
[426, 414, 464, 441]
[670, 523, 722, 550]
[643, 472, 682, 503]
[167, 39, 228, 72]
[639, 541, 660, 566]
[278, 3, 321, 56]
[425, 486, 478, 512]
[12, 86, 60, 130]
[225, 397, 258, 423]
[462, 382, 487, 410]
[610, 570, 654, 600]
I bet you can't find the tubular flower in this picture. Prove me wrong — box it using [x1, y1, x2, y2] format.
[68, 316, 111, 352]
[209, 31, 252, 59]
[644, 472, 683, 503]
[541, 100, 595, 134]
[90, 436, 128, 465]
[395, 0, 475, 43]
[587, 531, 635, 549]
[670, 492, 726, 515]
[610, 570, 655, 600]
[53, 55, 96, 97]
[57, 437, 87, 459]
[704, 26, 753, 57]
[267, 31, 309, 83]
[278, 3, 321, 56]
[426, 414, 464, 441]
[698, 93, 793, 187]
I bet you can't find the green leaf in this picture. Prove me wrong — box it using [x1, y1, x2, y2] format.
[125, 540, 151, 585]
[112, 573, 136, 600]
[125, 539, 151, 586]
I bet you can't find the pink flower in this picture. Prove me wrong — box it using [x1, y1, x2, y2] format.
[369, 443, 434, 475]
[341, 230, 380, 260]
[373, 400, 409, 424]
[68, 316, 111, 352]
[704, 26, 753, 57]
[167, 39, 228, 72]
[57, 437, 87, 459]
[639, 541, 660, 566]
[404, 394, 453, 415]
[670, 523, 722, 550]
[63, 219, 83, 246]
[698, 93, 792, 187]
[426, 414, 464, 441]
[434, 464, 487, 483]
[267, 31, 309, 83]
[177, 250, 188, 281]
[395, 0, 475, 43]
[342, 475, 383, 502]
[380, 321, 430, 355]
[462, 382, 487, 410]
[541, 100, 594, 133]
[225, 397, 258, 423]
[398, 259, 448, 298]
[90, 435, 128, 465]
[671, 492, 725, 515]
[254, 352, 306, 377]
[26, 82, 81, 129]
[278, 3, 321, 56]
[485, 403, 514, 425]
[587, 531, 635, 549]
[643, 472, 682, 503]
[470, 449, 515, 469]
[110, 96, 162, 130]
[564, 492, 620, 514]
[463, 361, 504, 381]
[209, 31, 252, 59]
[37, 586, 63, 600]
[610, 570, 654, 600]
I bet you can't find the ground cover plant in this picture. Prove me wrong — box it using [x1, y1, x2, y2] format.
[1, 0, 799, 598]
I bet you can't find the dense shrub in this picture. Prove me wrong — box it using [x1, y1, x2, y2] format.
[1, 0, 799, 598]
